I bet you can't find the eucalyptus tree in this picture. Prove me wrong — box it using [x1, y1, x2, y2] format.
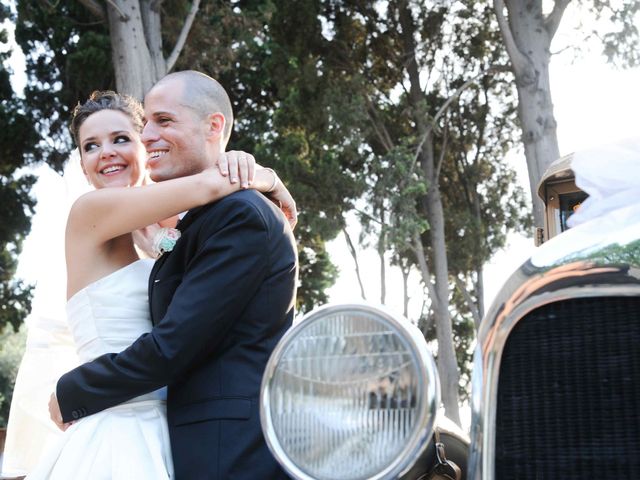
[493, 0, 640, 229]
[257, 0, 530, 423]
[75, 0, 200, 99]
[14, 0, 200, 171]
[175, 0, 367, 312]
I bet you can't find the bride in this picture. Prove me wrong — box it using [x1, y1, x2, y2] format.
[23, 90, 294, 479]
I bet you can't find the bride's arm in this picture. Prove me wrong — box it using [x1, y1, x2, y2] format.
[132, 166, 296, 257]
[67, 166, 280, 245]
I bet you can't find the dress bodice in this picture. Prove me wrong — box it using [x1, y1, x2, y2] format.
[25, 259, 173, 480]
[66, 259, 155, 363]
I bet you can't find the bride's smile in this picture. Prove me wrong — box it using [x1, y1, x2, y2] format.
[78, 109, 147, 189]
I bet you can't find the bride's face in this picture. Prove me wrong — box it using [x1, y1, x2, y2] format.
[78, 109, 147, 189]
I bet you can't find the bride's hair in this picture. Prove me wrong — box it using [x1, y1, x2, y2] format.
[69, 90, 144, 147]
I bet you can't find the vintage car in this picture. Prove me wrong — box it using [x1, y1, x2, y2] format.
[260, 148, 640, 479]
[468, 149, 640, 479]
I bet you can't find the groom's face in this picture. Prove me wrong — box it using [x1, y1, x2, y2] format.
[142, 78, 210, 182]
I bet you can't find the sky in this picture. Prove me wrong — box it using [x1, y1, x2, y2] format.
[6, 5, 640, 324]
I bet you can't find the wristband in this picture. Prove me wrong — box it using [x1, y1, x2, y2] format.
[264, 168, 278, 193]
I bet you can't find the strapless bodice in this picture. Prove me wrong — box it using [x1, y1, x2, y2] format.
[66, 259, 155, 363]
[25, 259, 173, 480]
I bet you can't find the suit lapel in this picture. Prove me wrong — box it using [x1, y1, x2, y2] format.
[176, 206, 205, 232]
[148, 253, 169, 325]
[148, 205, 209, 325]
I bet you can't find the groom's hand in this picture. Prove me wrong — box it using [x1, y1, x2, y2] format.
[49, 393, 73, 431]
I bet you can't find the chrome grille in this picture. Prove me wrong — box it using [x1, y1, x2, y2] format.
[495, 296, 640, 479]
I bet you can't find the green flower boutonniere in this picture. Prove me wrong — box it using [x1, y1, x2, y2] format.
[152, 227, 181, 257]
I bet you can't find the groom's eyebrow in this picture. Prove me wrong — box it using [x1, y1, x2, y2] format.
[149, 110, 176, 118]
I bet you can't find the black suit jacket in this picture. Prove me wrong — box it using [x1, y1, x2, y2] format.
[57, 190, 297, 479]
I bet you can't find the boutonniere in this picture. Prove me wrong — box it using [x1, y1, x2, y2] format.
[152, 227, 181, 257]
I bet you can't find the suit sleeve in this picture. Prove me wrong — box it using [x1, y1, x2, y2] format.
[57, 196, 270, 423]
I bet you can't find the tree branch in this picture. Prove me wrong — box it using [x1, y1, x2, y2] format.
[354, 207, 382, 226]
[106, 0, 129, 21]
[343, 227, 367, 300]
[412, 233, 439, 309]
[366, 97, 395, 153]
[434, 122, 449, 183]
[545, 0, 571, 40]
[433, 71, 485, 126]
[493, 0, 529, 75]
[77, 0, 106, 20]
[166, 0, 201, 73]
[454, 276, 481, 329]
[413, 67, 502, 166]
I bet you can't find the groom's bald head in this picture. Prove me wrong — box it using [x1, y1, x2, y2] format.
[151, 71, 234, 146]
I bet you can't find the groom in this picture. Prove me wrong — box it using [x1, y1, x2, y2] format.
[51, 71, 297, 479]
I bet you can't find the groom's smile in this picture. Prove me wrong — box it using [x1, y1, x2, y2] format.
[141, 76, 221, 182]
[146, 149, 168, 170]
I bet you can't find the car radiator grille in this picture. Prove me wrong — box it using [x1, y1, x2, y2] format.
[495, 296, 640, 479]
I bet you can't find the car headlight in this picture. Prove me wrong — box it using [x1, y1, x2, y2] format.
[261, 303, 440, 480]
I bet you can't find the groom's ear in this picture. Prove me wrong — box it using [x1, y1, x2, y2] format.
[205, 112, 225, 139]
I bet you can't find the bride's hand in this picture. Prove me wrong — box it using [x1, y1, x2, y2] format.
[218, 151, 255, 188]
[133, 224, 163, 258]
[264, 170, 298, 230]
[49, 393, 73, 431]
[214, 160, 298, 229]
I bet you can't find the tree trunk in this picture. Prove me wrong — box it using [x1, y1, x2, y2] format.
[378, 209, 386, 305]
[476, 267, 485, 322]
[400, 259, 410, 319]
[514, 60, 559, 229]
[421, 140, 461, 426]
[106, 0, 157, 99]
[496, 0, 567, 229]
[140, 0, 167, 79]
[398, 0, 460, 425]
[471, 186, 485, 325]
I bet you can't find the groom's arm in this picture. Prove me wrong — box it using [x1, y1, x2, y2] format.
[56, 193, 278, 423]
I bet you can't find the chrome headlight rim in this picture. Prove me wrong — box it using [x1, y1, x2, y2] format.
[260, 302, 441, 480]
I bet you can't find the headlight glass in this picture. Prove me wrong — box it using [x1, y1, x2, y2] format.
[261, 304, 439, 480]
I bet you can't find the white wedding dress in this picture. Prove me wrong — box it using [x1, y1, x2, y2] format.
[27, 258, 173, 480]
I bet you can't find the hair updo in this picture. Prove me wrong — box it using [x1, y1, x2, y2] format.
[70, 90, 144, 147]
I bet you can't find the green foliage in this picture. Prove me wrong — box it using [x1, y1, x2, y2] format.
[1, 2, 36, 332]
[284, 0, 530, 390]
[554, 238, 640, 267]
[585, 0, 640, 67]
[174, 0, 366, 308]
[0, 322, 26, 427]
[296, 240, 338, 314]
[14, 1, 113, 169]
[10, 0, 361, 310]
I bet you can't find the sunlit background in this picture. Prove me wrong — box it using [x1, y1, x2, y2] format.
[2, 2, 636, 343]
[1, 4, 638, 430]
